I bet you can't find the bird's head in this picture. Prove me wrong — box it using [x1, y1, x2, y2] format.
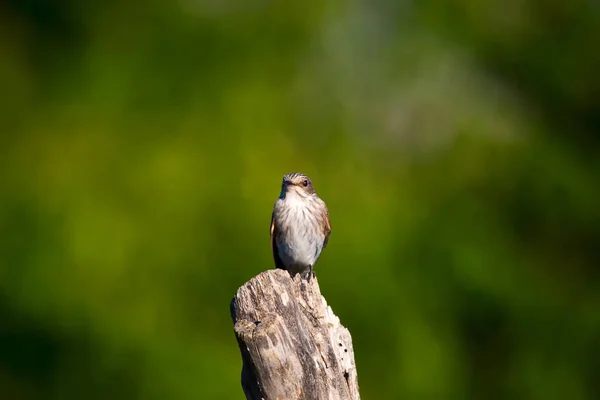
[279, 172, 316, 199]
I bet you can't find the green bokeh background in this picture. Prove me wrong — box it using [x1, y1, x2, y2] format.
[1, 1, 599, 399]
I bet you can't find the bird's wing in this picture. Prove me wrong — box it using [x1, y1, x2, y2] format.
[270, 212, 286, 270]
[322, 208, 331, 248]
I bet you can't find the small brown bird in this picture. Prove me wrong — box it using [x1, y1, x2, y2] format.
[270, 172, 331, 280]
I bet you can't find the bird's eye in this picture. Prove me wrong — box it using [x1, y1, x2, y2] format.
[303, 180, 309, 187]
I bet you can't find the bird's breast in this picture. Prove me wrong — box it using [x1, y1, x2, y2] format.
[274, 196, 325, 268]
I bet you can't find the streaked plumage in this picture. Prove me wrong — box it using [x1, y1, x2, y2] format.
[270, 172, 331, 279]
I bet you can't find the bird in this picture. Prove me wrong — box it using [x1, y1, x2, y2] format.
[270, 172, 331, 280]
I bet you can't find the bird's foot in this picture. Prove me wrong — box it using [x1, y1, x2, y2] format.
[306, 265, 315, 282]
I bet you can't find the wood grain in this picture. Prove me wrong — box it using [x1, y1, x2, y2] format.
[231, 269, 360, 400]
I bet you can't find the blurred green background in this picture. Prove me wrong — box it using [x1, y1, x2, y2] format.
[1, 0, 599, 399]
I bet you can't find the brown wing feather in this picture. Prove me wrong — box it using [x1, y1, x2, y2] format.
[270, 212, 286, 270]
[322, 209, 331, 248]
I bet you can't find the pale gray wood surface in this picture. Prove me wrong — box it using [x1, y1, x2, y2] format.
[231, 269, 360, 400]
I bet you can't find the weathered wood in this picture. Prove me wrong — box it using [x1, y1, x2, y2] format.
[230, 269, 360, 400]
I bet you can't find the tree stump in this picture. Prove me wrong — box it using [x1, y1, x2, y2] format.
[230, 269, 360, 400]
